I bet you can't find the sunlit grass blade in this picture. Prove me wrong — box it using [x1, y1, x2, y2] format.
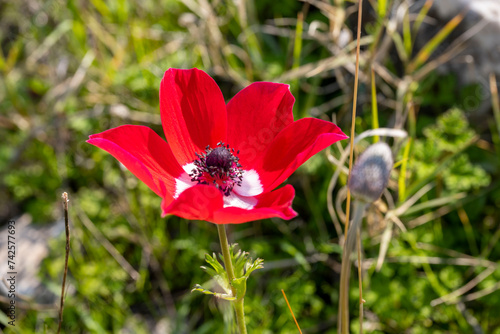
[90, 0, 111, 18]
[412, 0, 434, 38]
[4, 38, 22, 73]
[490, 73, 500, 154]
[390, 29, 409, 63]
[408, 10, 465, 73]
[457, 208, 479, 256]
[293, 12, 304, 72]
[293, 11, 304, 116]
[371, 67, 380, 143]
[0, 45, 5, 72]
[398, 138, 411, 203]
[378, 0, 388, 18]
[403, 5, 412, 57]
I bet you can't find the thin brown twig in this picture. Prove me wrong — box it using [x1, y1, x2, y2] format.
[57, 192, 70, 334]
[348, 2, 364, 334]
[281, 289, 303, 334]
[345, 0, 363, 235]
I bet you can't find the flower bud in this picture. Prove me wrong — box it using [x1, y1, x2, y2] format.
[348, 142, 393, 203]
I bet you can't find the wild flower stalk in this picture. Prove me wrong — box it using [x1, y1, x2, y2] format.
[339, 142, 393, 333]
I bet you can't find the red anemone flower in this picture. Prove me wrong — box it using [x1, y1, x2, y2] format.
[87, 68, 347, 224]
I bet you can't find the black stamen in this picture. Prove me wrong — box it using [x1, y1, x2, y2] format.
[188, 142, 244, 196]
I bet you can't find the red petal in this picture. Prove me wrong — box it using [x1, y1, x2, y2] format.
[226, 82, 294, 169]
[161, 184, 296, 224]
[160, 68, 227, 166]
[258, 118, 348, 191]
[161, 185, 223, 221]
[87, 125, 184, 198]
[211, 185, 297, 224]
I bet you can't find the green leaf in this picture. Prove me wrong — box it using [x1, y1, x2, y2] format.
[244, 258, 264, 278]
[191, 284, 236, 301]
[232, 277, 247, 301]
[195, 245, 264, 302]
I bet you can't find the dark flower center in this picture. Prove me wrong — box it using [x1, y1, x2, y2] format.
[206, 147, 233, 170]
[190, 142, 244, 196]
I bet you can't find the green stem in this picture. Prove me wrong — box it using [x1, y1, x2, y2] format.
[234, 298, 247, 334]
[339, 200, 367, 334]
[216, 224, 247, 334]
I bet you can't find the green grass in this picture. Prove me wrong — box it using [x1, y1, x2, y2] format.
[1, 0, 500, 333]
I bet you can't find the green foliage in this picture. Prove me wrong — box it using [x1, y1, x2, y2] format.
[193, 246, 264, 302]
[444, 155, 490, 193]
[423, 108, 475, 152]
[1, 0, 500, 333]
[412, 108, 490, 193]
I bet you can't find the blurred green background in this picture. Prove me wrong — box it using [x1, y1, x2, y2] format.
[1, 0, 500, 333]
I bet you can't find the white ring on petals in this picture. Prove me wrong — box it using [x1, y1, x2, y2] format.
[174, 163, 196, 199]
[223, 193, 257, 209]
[174, 164, 261, 210]
[233, 169, 263, 197]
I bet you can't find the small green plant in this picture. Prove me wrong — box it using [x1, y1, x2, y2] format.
[192, 245, 264, 302]
[412, 108, 490, 194]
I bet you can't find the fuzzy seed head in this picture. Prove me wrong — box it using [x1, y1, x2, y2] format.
[348, 142, 394, 203]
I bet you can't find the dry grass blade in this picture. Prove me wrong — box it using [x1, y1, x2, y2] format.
[26, 20, 72, 69]
[0, 294, 56, 312]
[76, 208, 140, 281]
[369, 255, 496, 268]
[463, 281, 500, 302]
[345, 0, 364, 234]
[57, 192, 70, 334]
[402, 193, 467, 217]
[416, 243, 476, 259]
[375, 220, 393, 271]
[392, 183, 434, 217]
[407, 204, 456, 229]
[277, 54, 354, 81]
[282, 289, 303, 334]
[430, 266, 496, 306]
